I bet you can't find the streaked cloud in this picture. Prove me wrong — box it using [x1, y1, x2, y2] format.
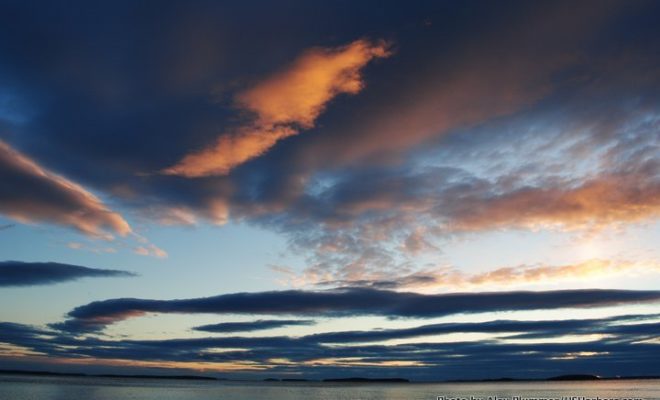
[0, 140, 131, 239]
[165, 125, 297, 178]
[1, 312, 659, 379]
[164, 39, 391, 177]
[303, 313, 660, 344]
[0, 261, 135, 287]
[57, 288, 660, 333]
[463, 259, 659, 287]
[315, 259, 660, 291]
[194, 319, 315, 333]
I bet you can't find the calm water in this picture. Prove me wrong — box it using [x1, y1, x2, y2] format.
[1, 374, 658, 400]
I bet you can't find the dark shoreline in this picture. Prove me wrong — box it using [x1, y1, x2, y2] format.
[2, 369, 659, 383]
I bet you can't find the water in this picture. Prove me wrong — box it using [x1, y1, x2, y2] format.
[1, 374, 658, 400]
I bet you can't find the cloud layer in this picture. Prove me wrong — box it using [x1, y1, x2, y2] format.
[2, 312, 659, 379]
[58, 288, 660, 333]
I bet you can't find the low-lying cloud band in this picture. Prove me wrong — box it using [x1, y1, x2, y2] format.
[59, 287, 660, 332]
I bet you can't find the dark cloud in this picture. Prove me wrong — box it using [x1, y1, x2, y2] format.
[0, 1, 655, 228]
[0, 260, 135, 287]
[2, 312, 660, 379]
[58, 288, 660, 333]
[306, 314, 660, 344]
[194, 319, 315, 333]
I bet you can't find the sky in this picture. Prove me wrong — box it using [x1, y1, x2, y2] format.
[0, 0, 659, 381]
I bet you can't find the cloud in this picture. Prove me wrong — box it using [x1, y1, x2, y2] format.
[193, 319, 316, 333]
[235, 39, 391, 128]
[444, 168, 660, 233]
[1, 1, 653, 242]
[267, 152, 659, 285]
[304, 313, 660, 344]
[164, 39, 391, 177]
[315, 259, 660, 291]
[0, 261, 135, 287]
[205, 2, 657, 284]
[58, 288, 660, 333]
[66, 242, 117, 254]
[229, 1, 628, 205]
[0, 140, 131, 239]
[303, 160, 660, 234]
[134, 243, 168, 259]
[2, 313, 660, 379]
[462, 259, 659, 287]
[164, 125, 297, 178]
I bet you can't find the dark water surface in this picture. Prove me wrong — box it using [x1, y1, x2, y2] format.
[1, 374, 658, 400]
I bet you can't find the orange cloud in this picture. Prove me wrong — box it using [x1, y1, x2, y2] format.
[0, 140, 131, 239]
[166, 125, 297, 177]
[236, 39, 391, 128]
[164, 39, 391, 177]
[309, 258, 660, 291]
[134, 243, 168, 258]
[153, 206, 198, 226]
[462, 259, 659, 287]
[448, 173, 660, 233]
[419, 259, 658, 290]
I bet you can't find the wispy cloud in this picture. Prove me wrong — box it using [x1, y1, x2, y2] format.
[164, 39, 392, 177]
[66, 241, 117, 254]
[0, 223, 14, 231]
[313, 259, 660, 291]
[134, 243, 168, 259]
